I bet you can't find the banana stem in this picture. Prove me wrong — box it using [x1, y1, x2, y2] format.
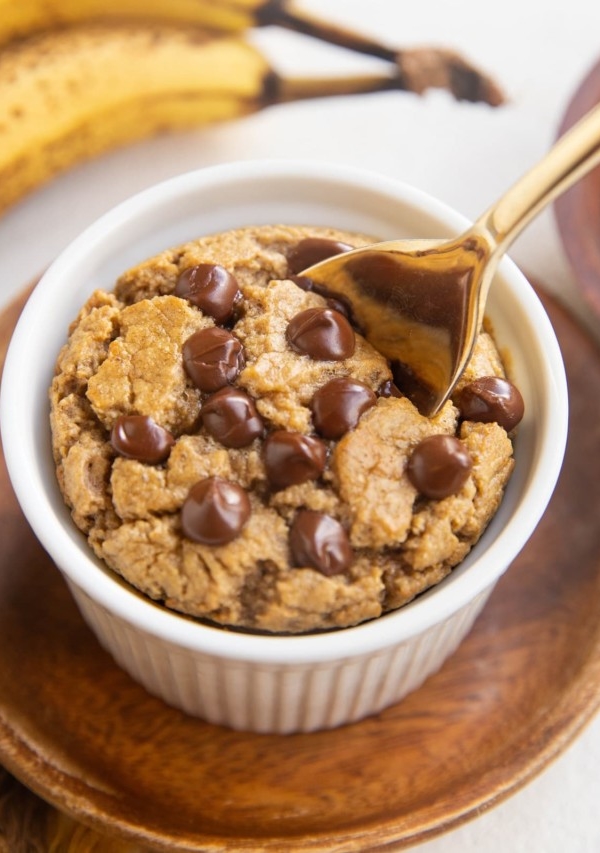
[257, 0, 396, 62]
[256, 0, 504, 105]
[266, 70, 402, 104]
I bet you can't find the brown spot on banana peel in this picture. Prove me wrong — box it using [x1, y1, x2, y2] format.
[0, 25, 270, 214]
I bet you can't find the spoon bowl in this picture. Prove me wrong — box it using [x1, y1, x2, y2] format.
[300, 232, 493, 414]
[300, 103, 600, 415]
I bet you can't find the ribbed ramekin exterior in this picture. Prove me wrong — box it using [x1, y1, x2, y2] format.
[68, 580, 493, 733]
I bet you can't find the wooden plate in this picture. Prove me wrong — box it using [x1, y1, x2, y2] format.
[555, 56, 600, 318]
[1, 285, 600, 852]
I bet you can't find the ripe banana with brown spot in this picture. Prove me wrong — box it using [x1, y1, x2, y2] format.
[0, 0, 504, 106]
[0, 9, 504, 215]
[0, 24, 280, 214]
[0, 22, 419, 214]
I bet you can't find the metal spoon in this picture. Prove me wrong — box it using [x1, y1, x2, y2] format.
[300, 103, 600, 416]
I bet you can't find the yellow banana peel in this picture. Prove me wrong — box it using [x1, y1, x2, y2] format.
[0, 22, 421, 215]
[0, 0, 270, 46]
[0, 25, 274, 214]
[0, 0, 505, 109]
[0, 4, 504, 215]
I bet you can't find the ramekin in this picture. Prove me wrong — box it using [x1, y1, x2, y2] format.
[0, 161, 568, 733]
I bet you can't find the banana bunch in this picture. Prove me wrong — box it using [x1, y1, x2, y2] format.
[0, 0, 504, 215]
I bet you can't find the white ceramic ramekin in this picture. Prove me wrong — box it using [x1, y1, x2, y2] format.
[0, 161, 568, 733]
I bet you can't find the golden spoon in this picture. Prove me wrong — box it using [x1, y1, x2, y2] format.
[299, 103, 600, 416]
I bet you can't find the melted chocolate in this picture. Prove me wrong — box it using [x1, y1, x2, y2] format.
[311, 377, 377, 439]
[202, 388, 264, 448]
[181, 477, 251, 546]
[263, 431, 327, 490]
[175, 263, 241, 324]
[287, 237, 353, 275]
[338, 241, 487, 411]
[406, 434, 473, 499]
[110, 415, 174, 464]
[289, 510, 352, 576]
[286, 307, 355, 361]
[457, 376, 524, 432]
[346, 249, 473, 341]
[288, 275, 362, 332]
[182, 327, 245, 392]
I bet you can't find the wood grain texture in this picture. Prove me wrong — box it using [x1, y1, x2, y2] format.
[555, 56, 600, 318]
[0, 283, 599, 852]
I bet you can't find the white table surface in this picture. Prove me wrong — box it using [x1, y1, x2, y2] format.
[1, 1, 599, 849]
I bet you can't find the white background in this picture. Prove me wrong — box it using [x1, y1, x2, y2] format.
[1, 1, 599, 849]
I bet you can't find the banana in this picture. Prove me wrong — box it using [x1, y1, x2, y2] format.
[0, 23, 412, 215]
[0, 25, 272, 213]
[0, 0, 267, 47]
[0, 5, 504, 215]
[0, 0, 504, 110]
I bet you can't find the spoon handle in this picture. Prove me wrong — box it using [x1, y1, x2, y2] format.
[476, 102, 600, 251]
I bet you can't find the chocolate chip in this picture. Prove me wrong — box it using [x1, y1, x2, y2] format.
[286, 307, 355, 361]
[311, 377, 377, 439]
[406, 435, 473, 499]
[202, 387, 264, 448]
[287, 238, 354, 274]
[110, 415, 174, 464]
[457, 376, 524, 432]
[289, 510, 352, 576]
[182, 327, 244, 392]
[181, 477, 251, 545]
[289, 276, 360, 330]
[263, 431, 327, 490]
[174, 263, 241, 324]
